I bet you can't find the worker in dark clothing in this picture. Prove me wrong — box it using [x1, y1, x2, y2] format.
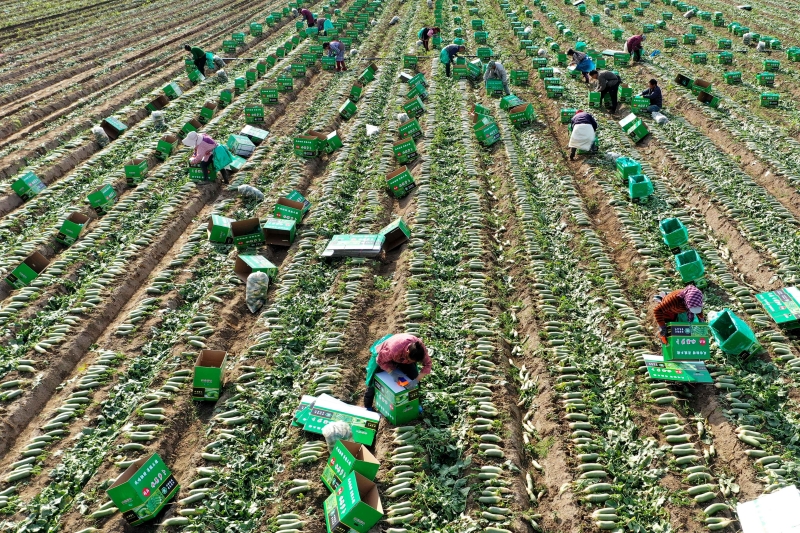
[484, 60, 511, 95]
[440, 44, 466, 77]
[590, 69, 622, 114]
[299, 8, 315, 27]
[418, 26, 441, 52]
[654, 285, 705, 344]
[316, 17, 333, 35]
[568, 110, 599, 160]
[626, 33, 646, 62]
[641, 78, 663, 112]
[185, 44, 206, 76]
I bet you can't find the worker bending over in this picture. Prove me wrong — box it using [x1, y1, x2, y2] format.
[299, 8, 315, 27]
[323, 41, 346, 71]
[568, 110, 598, 161]
[640, 79, 662, 112]
[590, 69, 621, 114]
[364, 334, 432, 410]
[484, 60, 511, 95]
[182, 131, 233, 184]
[567, 49, 595, 84]
[316, 17, 333, 35]
[417, 26, 440, 51]
[440, 44, 466, 78]
[185, 44, 206, 76]
[625, 33, 646, 62]
[654, 285, 705, 344]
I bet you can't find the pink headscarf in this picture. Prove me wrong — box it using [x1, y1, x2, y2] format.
[682, 285, 704, 319]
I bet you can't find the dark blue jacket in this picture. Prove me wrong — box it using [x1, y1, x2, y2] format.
[571, 111, 598, 131]
[642, 85, 662, 107]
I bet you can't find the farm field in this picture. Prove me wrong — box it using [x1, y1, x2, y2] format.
[1, 0, 800, 531]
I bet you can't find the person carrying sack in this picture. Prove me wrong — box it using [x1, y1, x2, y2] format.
[182, 131, 233, 183]
[363, 334, 432, 411]
[568, 110, 598, 160]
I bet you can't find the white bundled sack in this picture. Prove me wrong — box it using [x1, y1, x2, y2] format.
[684, 9, 696, 18]
[756, 41, 766, 52]
[366, 124, 380, 136]
[216, 69, 229, 83]
[245, 272, 270, 313]
[397, 112, 410, 123]
[350, 49, 358, 56]
[390, 16, 400, 25]
[605, 151, 621, 162]
[652, 111, 668, 124]
[323, 421, 353, 449]
[568, 123, 595, 152]
[92, 126, 109, 147]
[537, 48, 547, 57]
[212, 55, 226, 70]
[238, 184, 264, 201]
[151, 111, 166, 129]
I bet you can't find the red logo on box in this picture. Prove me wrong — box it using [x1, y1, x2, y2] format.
[142, 488, 150, 497]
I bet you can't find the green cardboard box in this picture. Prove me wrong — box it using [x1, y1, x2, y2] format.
[274, 190, 311, 222]
[106, 453, 179, 525]
[156, 134, 179, 159]
[359, 62, 378, 83]
[261, 87, 279, 105]
[101, 117, 127, 140]
[379, 217, 411, 251]
[403, 55, 418, 68]
[407, 83, 427, 101]
[56, 212, 90, 246]
[293, 394, 380, 445]
[245, 105, 265, 124]
[643, 354, 712, 383]
[188, 69, 205, 84]
[199, 101, 217, 124]
[291, 63, 307, 77]
[189, 161, 215, 181]
[323, 471, 383, 533]
[402, 96, 425, 118]
[277, 76, 293, 92]
[228, 134, 256, 157]
[231, 218, 266, 250]
[321, 441, 380, 492]
[263, 217, 296, 246]
[500, 94, 525, 110]
[662, 322, 711, 361]
[407, 73, 427, 87]
[234, 254, 277, 281]
[398, 118, 422, 140]
[321, 234, 385, 258]
[339, 99, 357, 119]
[257, 58, 269, 74]
[163, 82, 182, 99]
[386, 166, 416, 198]
[124, 158, 148, 185]
[322, 56, 337, 70]
[179, 118, 202, 139]
[87, 184, 117, 215]
[11, 171, 46, 201]
[207, 215, 234, 243]
[373, 370, 420, 425]
[509, 103, 536, 127]
[223, 40, 237, 53]
[561, 108, 577, 124]
[192, 350, 227, 401]
[294, 134, 323, 157]
[756, 286, 800, 329]
[240, 125, 269, 145]
[349, 82, 364, 102]
[229, 155, 247, 172]
[324, 130, 343, 153]
[145, 94, 169, 113]
[5, 252, 49, 289]
[486, 79, 505, 97]
[392, 137, 417, 164]
[246, 68, 258, 84]
[251, 22, 263, 36]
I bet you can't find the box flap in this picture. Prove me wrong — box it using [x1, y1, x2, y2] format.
[231, 218, 261, 237]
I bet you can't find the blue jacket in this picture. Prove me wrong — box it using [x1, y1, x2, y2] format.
[443, 44, 461, 62]
[641, 85, 662, 107]
[571, 111, 598, 131]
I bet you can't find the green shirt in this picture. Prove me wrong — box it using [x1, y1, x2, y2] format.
[190, 46, 205, 63]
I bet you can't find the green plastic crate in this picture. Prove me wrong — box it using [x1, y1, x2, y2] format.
[659, 218, 689, 250]
[675, 249, 705, 283]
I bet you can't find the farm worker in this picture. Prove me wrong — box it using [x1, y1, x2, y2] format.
[625, 33, 645, 62]
[640, 78, 663, 112]
[363, 334, 432, 410]
[323, 41, 347, 71]
[299, 8, 315, 27]
[418, 26, 441, 52]
[185, 44, 206, 76]
[568, 110, 598, 161]
[654, 285, 705, 344]
[440, 44, 466, 78]
[484, 60, 511, 95]
[590, 69, 621, 114]
[316, 17, 334, 35]
[567, 48, 595, 84]
[182, 131, 233, 184]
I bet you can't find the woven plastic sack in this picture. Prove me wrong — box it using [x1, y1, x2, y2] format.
[397, 112, 410, 123]
[92, 126, 109, 147]
[151, 111, 166, 130]
[238, 184, 264, 201]
[323, 421, 353, 449]
[213, 55, 226, 70]
[216, 69, 229, 83]
[652, 112, 668, 124]
[245, 272, 270, 313]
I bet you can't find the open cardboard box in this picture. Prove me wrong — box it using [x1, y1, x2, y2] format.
[146, 94, 169, 112]
[231, 218, 265, 250]
[323, 471, 383, 533]
[56, 212, 90, 246]
[100, 117, 127, 140]
[6, 251, 49, 289]
[106, 453, 179, 525]
[321, 440, 380, 492]
[379, 218, 411, 251]
[192, 350, 227, 401]
[262, 217, 296, 246]
[207, 215, 234, 243]
[234, 254, 277, 282]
